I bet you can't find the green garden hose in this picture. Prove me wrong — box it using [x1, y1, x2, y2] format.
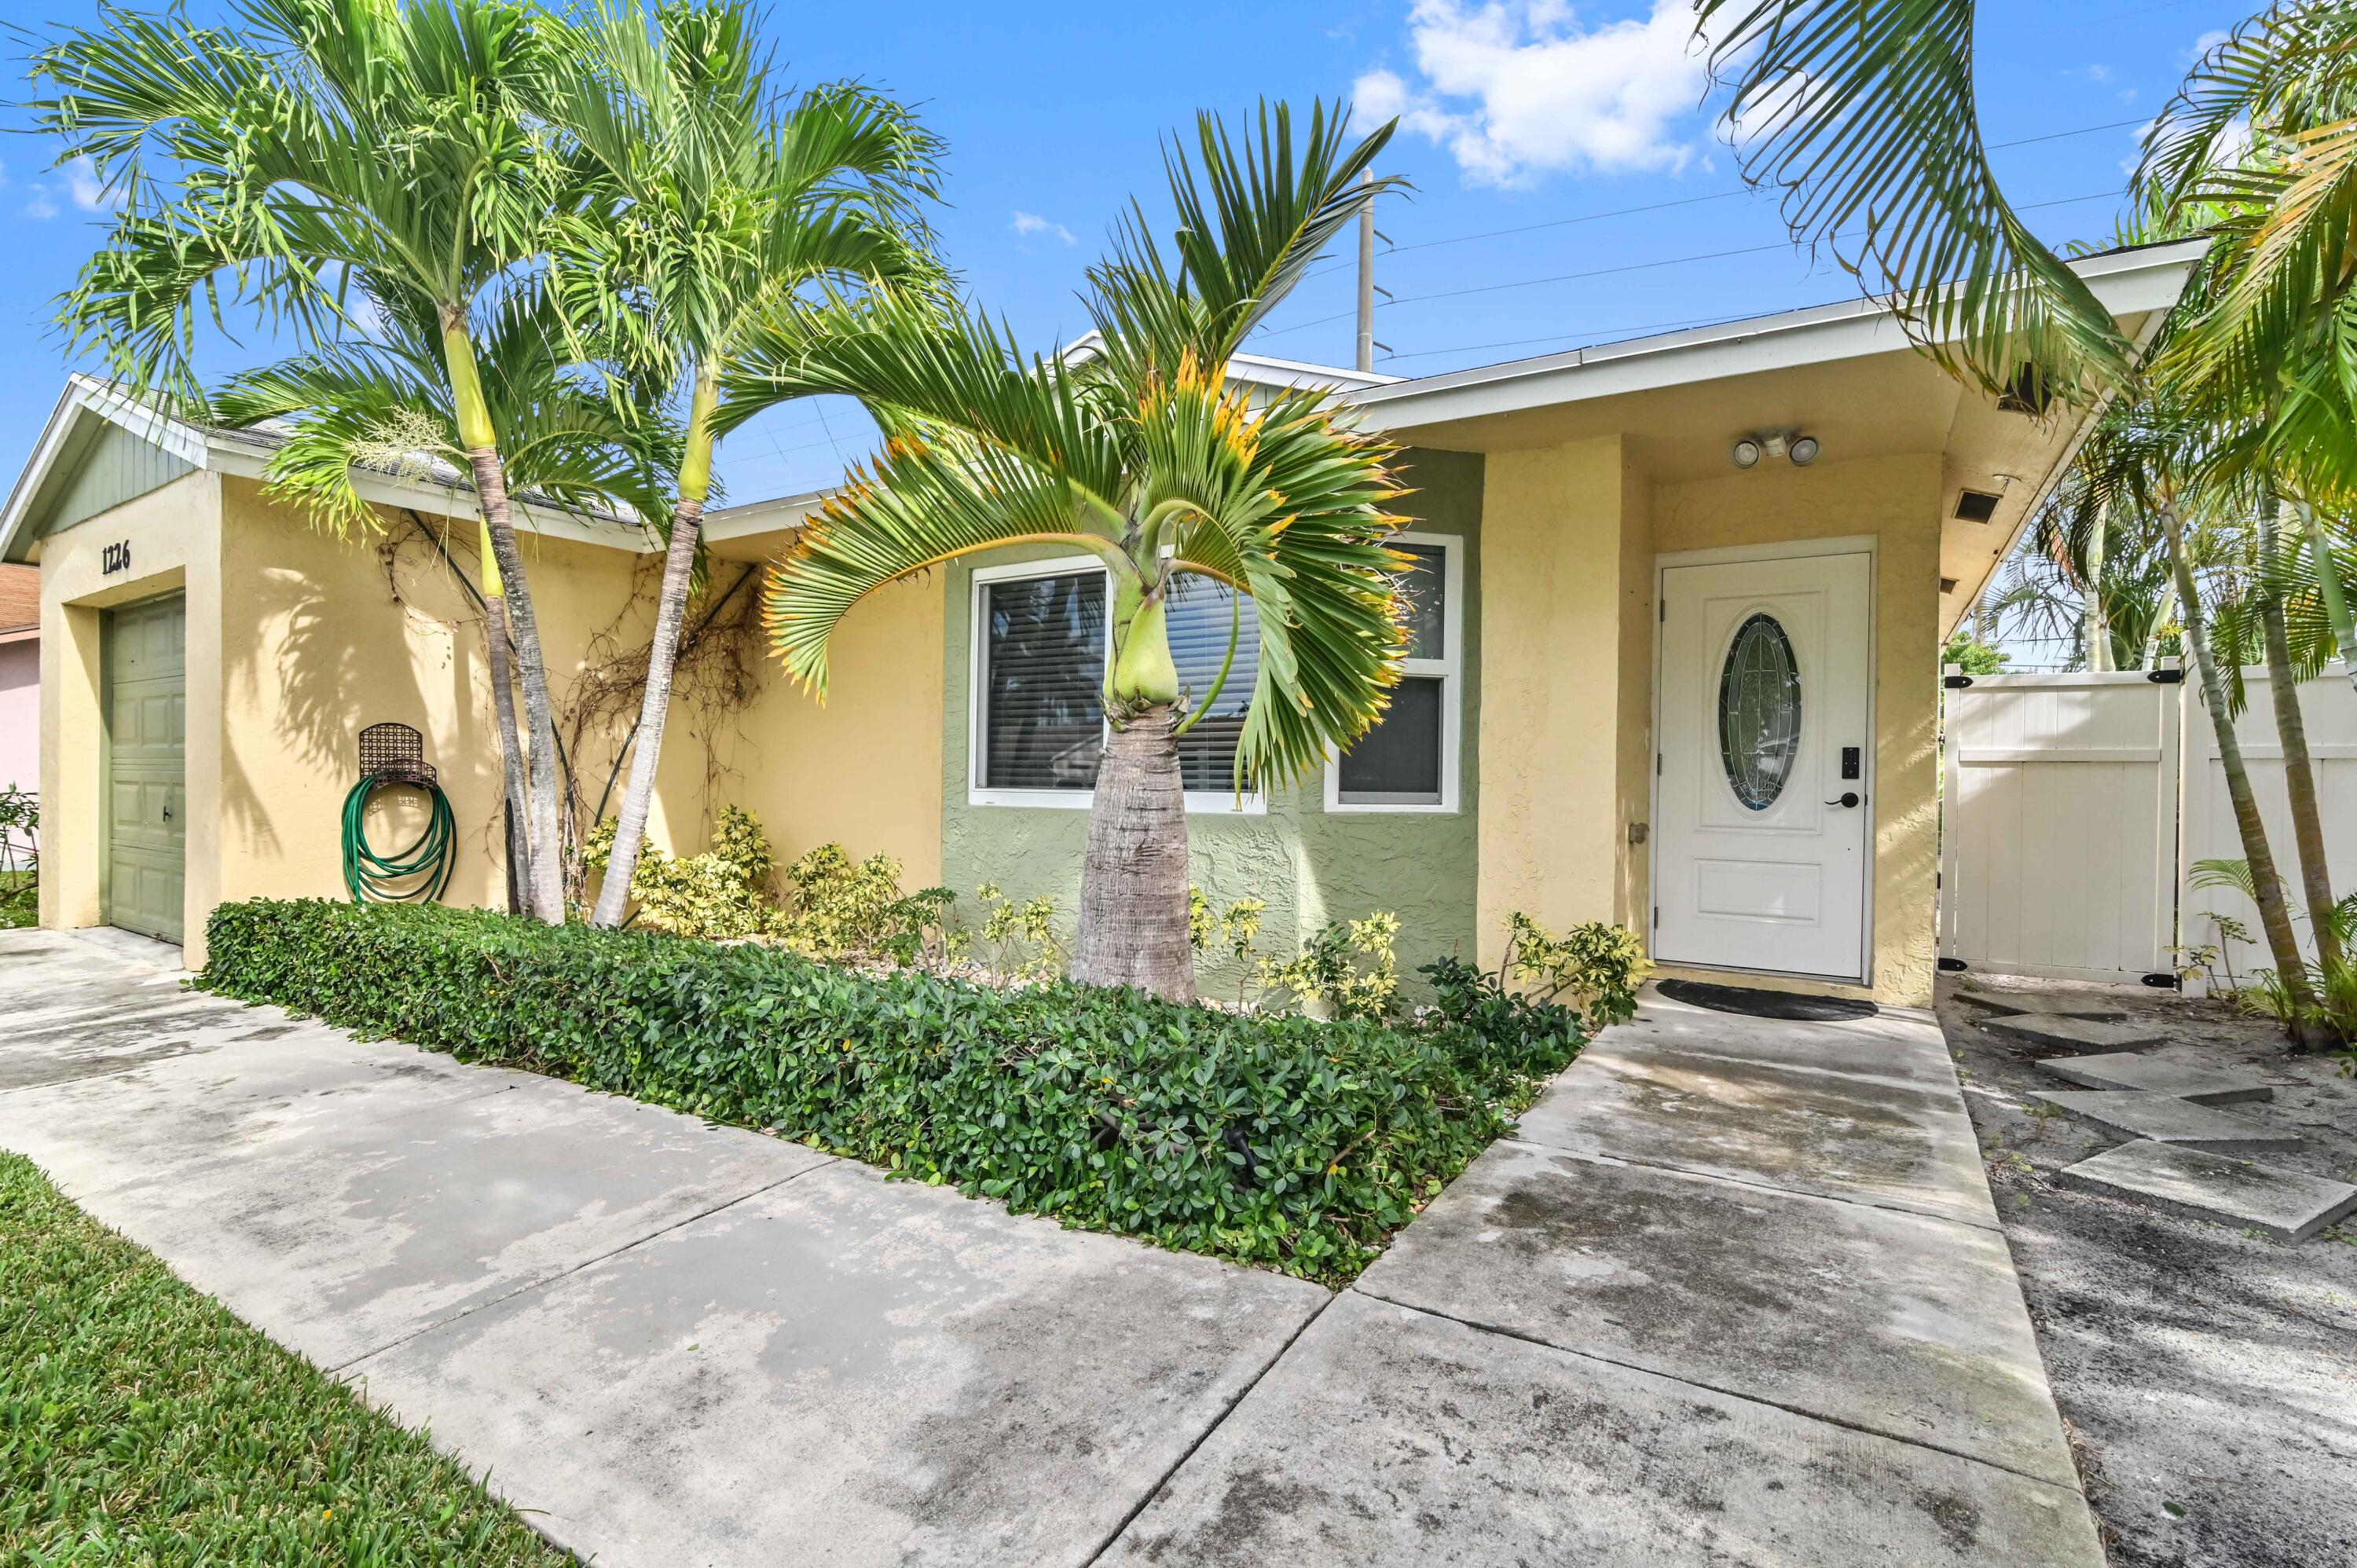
[340, 771, 455, 904]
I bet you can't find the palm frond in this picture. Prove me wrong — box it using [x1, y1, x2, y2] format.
[765, 433, 1126, 695]
[1696, 0, 2132, 401]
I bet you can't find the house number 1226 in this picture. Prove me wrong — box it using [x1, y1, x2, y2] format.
[101, 540, 131, 575]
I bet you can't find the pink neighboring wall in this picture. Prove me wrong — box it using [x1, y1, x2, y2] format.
[0, 634, 35, 795]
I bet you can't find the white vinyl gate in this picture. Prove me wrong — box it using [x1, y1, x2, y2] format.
[2180, 665, 2357, 997]
[1942, 661, 2355, 990]
[1941, 668, 2183, 984]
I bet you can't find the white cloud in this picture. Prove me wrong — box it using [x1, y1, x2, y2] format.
[62, 156, 123, 212]
[2086, 64, 2111, 83]
[1352, 0, 1710, 185]
[1010, 210, 1076, 245]
[24, 186, 57, 222]
[2187, 28, 2229, 61]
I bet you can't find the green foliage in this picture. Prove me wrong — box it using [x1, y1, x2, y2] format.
[0, 1152, 570, 1565]
[0, 785, 35, 930]
[774, 844, 953, 965]
[971, 883, 1067, 982]
[1941, 630, 2011, 676]
[196, 899, 1595, 1284]
[1258, 912, 1400, 1021]
[584, 804, 775, 940]
[1500, 913, 1650, 1034]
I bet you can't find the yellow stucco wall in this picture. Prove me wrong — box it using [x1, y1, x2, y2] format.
[1476, 436, 1641, 958]
[37, 471, 223, 947]
[688, 566, 945, 888]
[37, 474, 948, 965]
[212, 480, 651, 929]
[1476, 444, 1944, 1008]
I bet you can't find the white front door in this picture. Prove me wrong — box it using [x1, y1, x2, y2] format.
[1655, 549, 1873, 981]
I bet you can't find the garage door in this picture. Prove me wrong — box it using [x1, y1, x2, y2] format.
[104, 592, 185, 943]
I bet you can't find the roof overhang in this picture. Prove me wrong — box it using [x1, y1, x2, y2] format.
[2, 373, 650, 565]
[1341, 240, 2207, 436]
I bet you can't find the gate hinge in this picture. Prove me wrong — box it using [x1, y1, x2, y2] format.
[2145, 667, 2183, 684]
[2140, 972, 2182, 990]
[1943, 673, 1974, 690]
[1937, 957, 1968, 972]
[1652, 904, 1659, 929]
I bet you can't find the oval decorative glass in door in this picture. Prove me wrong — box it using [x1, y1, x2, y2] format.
[1717, 612, 1802, 810]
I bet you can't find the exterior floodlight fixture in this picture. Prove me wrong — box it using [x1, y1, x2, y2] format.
[1733, 430, 1819, 469]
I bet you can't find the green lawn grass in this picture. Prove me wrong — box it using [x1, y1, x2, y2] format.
[0, 1152, 574, 1565]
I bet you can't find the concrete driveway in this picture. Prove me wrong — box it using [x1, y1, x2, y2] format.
[0, 927, 2099, 1566]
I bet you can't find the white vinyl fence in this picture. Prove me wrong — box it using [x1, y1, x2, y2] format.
[2180, 665, 2357, 996]
[1941, 661, 2354, 991]
[1941, 669, 2183, 984]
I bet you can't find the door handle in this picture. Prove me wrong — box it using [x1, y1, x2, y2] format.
[162, 803, 173, 822]
[1824, 792, 1861, 809]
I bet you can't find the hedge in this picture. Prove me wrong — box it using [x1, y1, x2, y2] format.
[197, 899, 1589, 1284]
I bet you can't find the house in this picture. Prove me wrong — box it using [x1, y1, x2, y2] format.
[0, 564, 35, 794]
[0, 239, 2205, 1002]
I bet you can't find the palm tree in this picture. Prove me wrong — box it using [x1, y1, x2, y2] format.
[721, 104, 1407, 1000]
[209, 280, 680, 907]
[546, 0, 946, 929]
[29, 0, 581, 922]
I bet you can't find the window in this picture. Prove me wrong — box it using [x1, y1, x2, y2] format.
[970, 555, 1263, 811]
[1328, 535, 1462, 812]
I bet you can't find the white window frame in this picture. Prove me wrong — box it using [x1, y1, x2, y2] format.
[967, 553, 1266, 815]
[1325, 531, 1464, 815]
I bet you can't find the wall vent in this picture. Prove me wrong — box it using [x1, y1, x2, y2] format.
[1939, 576, 1960, 594]
[1954, 489, 2003, 524]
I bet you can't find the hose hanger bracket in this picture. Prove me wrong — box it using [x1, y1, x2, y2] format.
[346, 722, 454, 904]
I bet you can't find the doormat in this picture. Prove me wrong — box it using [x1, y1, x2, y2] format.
[1657, 979, 1878, 1023]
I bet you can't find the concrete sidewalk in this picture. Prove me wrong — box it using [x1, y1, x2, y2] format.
[0, 928, 2099, 1565]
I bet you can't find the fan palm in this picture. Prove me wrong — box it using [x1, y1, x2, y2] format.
[545, 0, 946, 930]
[28, 0, 582, 922]
[720, 104, 1407, 1000]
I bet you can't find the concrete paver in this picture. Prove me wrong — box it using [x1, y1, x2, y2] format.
[1354, 1139, 2077, 1484]
[2057, 1139, 2357, 1242]
[1981, 1014, 2168, 1053]
[2028, 1088, 2304, 1154]
[1512, 1039, 1997, 1225]
[350, 1161, 1324, 1566]
[2036, 1050, 2273, 1104]
[1101, 1291, 2105, 1568]
[2, 936, 2099, 1567]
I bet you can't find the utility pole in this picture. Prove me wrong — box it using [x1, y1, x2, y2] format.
[1355, 167, 1375, 374]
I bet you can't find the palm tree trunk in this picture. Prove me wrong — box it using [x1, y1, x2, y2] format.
[1076, 705, 1194, 1001]
[479, 526, 533, 915]
[591, 365, 718, 930]
[592, 500, 702, 928]
[2297, 501, 2357, 700]
[2166, 504, 2324, 1039]
[470, 457, 568, 925]
[443, 308, 564, 925]
[2260, 501, 2341, 972]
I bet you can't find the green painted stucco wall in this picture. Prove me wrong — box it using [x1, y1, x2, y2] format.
[938, 447, 1484, 995]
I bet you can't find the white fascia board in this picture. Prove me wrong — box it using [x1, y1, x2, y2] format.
[700, 488, 832, 543]
[196, 435, 647, 549]
[1345, 239, 2211, 432]
[0, 379, 108, 563]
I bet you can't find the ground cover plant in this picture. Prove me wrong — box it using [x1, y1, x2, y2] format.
[196, 899, 1629, 1284]
[0, 1152, 572, 1566]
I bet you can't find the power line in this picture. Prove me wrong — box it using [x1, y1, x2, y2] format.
[1296, 115, 2152, 285]
[1258, 189, 2121, 342]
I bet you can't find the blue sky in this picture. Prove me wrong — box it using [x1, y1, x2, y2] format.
[0, 0, 2250, 509]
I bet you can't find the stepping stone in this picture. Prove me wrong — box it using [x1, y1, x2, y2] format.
[2037, 1052, 2273, 1105]
[2057, 1140, 2357, 1242]
[1956, 990, 2132, 1023]
[2026, 1090, 2301, 1155]
[1981, 1014, 2168, 1053]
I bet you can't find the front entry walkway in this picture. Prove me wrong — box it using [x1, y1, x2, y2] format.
[0, 929, 2098, 1566]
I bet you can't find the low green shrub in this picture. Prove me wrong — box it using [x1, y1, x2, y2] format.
[197, 899, 1594, 1284]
